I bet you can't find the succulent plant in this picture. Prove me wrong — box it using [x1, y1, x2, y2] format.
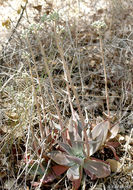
[48, 112, 119, 189]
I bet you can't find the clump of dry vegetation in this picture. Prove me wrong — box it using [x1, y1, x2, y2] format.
[0, 0, 133, 189]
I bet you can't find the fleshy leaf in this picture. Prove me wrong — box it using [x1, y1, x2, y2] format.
[67, 164, 80, 181]
[42, 171, 56, 184]
[52, 165, 69, 176]
[84, 168, 97, 180]
[89, 121, 111, 156]
[91, 121, 109, 143]
[108, 124, 119, 139]
[88, 121, 109, 156]
[77, 120, 83, 138]
[71, 141, 84, 157]
[72, 178, 81, 190]
[67, 111, 82, 142]
[66, 154, 83, 165]
[84, 158, 110, 179]
[48, 151, 74, 166]
[59, 142, 74, 155]
[32, 169, 56, 186]
[88, 134, 103, 156]
[59, 141, 85, 159]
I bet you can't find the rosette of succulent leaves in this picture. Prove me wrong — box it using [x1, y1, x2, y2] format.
[48, 112, 119, 189]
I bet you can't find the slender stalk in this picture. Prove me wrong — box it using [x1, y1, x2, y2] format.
[54, 25, 84, 127]
[26, 36, 45, 140]
[29, 122, 45, 172]
[26, 36, 48, 137]
[99, 35, 111, 128]
[54, 24, 90, 156]
[36, 33, 67, 142]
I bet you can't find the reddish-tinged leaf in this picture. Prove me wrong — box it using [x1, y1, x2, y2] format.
[84, 158, 110, 179]
[84, 168, 97, 180]
[32, 171, 56, 186]
[67, 164, 80, 181]
[48, 151, 74, 166]
[66, 154, 83, 165]
[67, 111, 82, 142]
[59, 142, 73, 155]
[42, 171, 56, 184]
[52, 165, 69, 176]
[67, 164, 82, 190]
[72, 178, 81, 190]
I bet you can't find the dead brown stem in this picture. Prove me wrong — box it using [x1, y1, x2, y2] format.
[35, 33, 67, 142]
[54, 24, 90, 156]
[99, 35, 111, 128]
[26, 36, 45, 140]
[26, 36, 48, 137]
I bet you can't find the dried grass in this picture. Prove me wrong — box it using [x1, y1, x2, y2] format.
[0, 0, 133, 189]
